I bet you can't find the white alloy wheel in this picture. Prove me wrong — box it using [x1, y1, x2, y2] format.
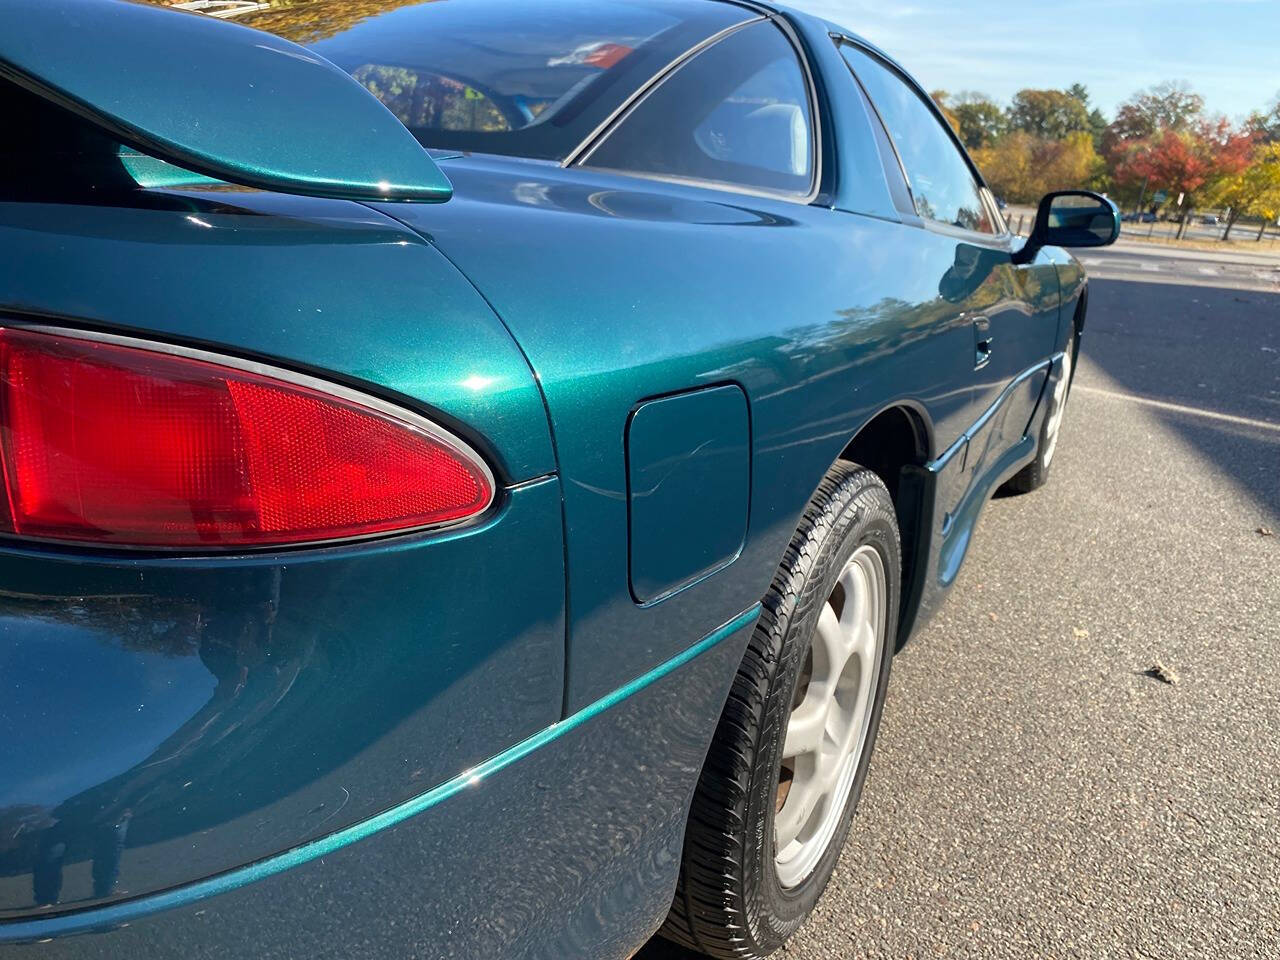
[775, 544, 887, 888]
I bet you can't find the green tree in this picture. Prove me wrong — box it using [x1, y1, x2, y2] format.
[1065, 82, 1109, 151]
[951, 92, 1007, 150]
[1008, 89, 1090, 140]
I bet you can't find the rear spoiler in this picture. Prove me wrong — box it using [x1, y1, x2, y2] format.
[0, 0, 452, 202]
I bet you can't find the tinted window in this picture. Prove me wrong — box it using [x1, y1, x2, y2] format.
[583, 22, 814, 197]
[235, 0, 751, 161]
[840, 44, 994, 233]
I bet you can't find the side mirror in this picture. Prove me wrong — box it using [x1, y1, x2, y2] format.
[1013, 190, 1119, 264]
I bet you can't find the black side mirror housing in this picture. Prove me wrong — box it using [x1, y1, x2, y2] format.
[1013, 190, 1120, 264]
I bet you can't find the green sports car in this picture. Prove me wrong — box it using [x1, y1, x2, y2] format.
[0, 0, 1117, 955]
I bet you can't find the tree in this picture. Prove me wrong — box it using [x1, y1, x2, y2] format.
[1038, 132, 1106, 194]
[1247, 94, 1280, 144]
[930, 90, 961, 134]
[1106, 81, 1205, 151]
[1112, 119, 1255, 232]
[1008, 89, 1090, 140]
[951, 92, 1007, 150]
[972, 131, 1103, 203]
[1205, 142, 1280, 239]
[165, 0, 426, 44]
[971, 131, 1036, 202]
[1065, 82, 1110, 152]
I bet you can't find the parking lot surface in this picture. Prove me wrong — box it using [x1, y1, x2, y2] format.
[642, 247, 1280, 958]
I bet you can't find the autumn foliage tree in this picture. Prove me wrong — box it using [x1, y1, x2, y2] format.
[973, 131, 1102, 203]
[1206, 143, 1280, 239]
[1111, 119, 1255, 223]
[929, 90, 961, 135]
[1105, 81, 1205, 149]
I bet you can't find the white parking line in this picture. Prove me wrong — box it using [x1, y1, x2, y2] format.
[1091, 258, 1153, 271]
[1075, 385, 1280, 433]
[1197, 266, 1221, 275]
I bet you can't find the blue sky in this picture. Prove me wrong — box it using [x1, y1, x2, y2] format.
[788, 0, 1280, 121]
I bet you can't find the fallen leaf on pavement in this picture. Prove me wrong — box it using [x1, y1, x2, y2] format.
[1143, 660, 1179, 685]
[1259, 526, 1274, 537]
[1072, 627, 1089, 639]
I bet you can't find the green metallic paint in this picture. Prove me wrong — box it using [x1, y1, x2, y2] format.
[0, 0, 452, 202]
[0, 603, 760, 945]
[374, 154, 1056, 713]
[117, 148, 224, 190]
[0, 0, 1114, 951]
[627, 385, 751, 604]
[0, 189, 566, 915]
[0, 476, 567, 916]
[0, 191, 553, 482]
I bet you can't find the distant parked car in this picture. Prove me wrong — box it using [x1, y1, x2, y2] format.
[1200, 213, 1220, 225]
[1140, 212, 1157, 223]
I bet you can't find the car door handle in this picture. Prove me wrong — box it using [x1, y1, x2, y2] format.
[972, 317, 993, 369]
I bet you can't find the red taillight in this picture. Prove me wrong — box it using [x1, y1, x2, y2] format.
[0, 327, 494, 547]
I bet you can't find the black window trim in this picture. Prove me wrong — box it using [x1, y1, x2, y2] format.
[569, 15, 824, 205]
[834, 36, 1014, 245]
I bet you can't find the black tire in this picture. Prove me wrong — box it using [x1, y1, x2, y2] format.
[659, 463, 900, 959]
[1002, 327, 1079, 495]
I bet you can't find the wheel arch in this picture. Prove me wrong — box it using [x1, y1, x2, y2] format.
[834, 402, 933, 651]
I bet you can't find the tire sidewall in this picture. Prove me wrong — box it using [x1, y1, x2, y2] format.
[741, 474, 900, 946]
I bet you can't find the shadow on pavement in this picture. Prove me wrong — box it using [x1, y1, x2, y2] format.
[634, 934, 699, 959]
[1079, 277, 1280, 519]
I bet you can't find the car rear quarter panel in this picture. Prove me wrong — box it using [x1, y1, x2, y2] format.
[0, 611, 757, 958]
[0, 193, 566, 916]
[379, 158, 985, 713]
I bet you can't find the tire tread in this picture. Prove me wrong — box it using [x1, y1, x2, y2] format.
[659, 464, 899, 959]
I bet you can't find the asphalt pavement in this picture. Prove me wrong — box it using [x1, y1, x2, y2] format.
[641, 246, 1280, 958]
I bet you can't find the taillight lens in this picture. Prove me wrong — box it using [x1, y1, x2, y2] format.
[0, 327, 494, 547]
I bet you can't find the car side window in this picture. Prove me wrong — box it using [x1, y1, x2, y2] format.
[581, 21, 814, 197]
[840, 44, 995, 234]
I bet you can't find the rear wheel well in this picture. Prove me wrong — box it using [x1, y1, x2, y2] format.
[837, 406, 930, 649]
[838, 406, 927, 504]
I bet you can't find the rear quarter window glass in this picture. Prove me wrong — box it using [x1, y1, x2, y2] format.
[285, 0, 751, 161]
[581, 21, 815, 198]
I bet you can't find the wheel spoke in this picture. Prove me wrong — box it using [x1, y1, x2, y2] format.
[773, 783, 803, 855]
[815, 745, 843, 797]
[768, 757, 819, 849]
[813, 603, 847, 677]
[783, 697, 827, 758]
[851, 618, 876, 666]
[837, 562, 866, 633]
